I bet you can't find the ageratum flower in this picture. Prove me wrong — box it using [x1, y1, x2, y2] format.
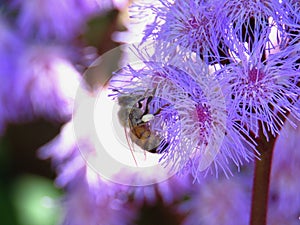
[11, 0, 82, 41]
[10, 0, 118, 42]
[133, 0, 230, 65]
[268, 114, 300, 224]
[130, 174, 193, 206]
[39, 123, 136, 225]
[113, 0, 158, 44]
[218, 42, 300, 141]
[109, 55, 257, 180]
[14, 45, 80, 122]
[0, 14, 23, 134]
[40, 92, 194, 224]
[272, 0, 300, 48]
[179, 175, 251, 225]
[220, 0, 275, 57]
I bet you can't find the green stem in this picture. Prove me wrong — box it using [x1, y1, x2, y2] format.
[250, 131, 276, 225]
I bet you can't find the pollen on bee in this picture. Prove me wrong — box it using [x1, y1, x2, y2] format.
[141, 114, 155, 122]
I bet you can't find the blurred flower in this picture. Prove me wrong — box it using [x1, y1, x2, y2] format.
[130, 174, 193, 206]
[179, 175, 252, 225]
[10, 0, 119, 42]
[268, 113, 300, 224]
[39, 84, 194, 224]
[0, 10, 81, 135]
[113, 0, 159, 44]
[12, 45, 81, 122]
[0, 14, 24, 134]
[40, 119, 137, 225]
[62, 176, 135, 225]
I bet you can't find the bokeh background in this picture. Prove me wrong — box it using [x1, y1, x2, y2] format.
[0, 1, 126, 224]
[0, 1, 299, 225]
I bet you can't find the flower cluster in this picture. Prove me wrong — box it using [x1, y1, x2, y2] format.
[109, 48, 257, 180]
[39, 121, 137, 225]
[135, 0, 229, 64]
[218, 42, 300, 140]
[10, 0, 119, 42]
[268, 113, 300, 224]
[0, 0, 131, 133]
[1, 0, 300, 224]
[117, 0, 300, 178]
[179, 175, 252, 225]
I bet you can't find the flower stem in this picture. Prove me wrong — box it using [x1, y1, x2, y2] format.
[250, 130, 276, 225]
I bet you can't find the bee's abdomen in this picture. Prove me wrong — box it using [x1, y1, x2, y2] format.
[132, 125, 151, 139]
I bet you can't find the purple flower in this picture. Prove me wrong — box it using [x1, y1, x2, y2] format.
[39, 87, 194, 223]
[60, 156, 137, 225]
[13, 45, 80, 122]
[129, 174, 193, 206]
[268, 114, 300, 224]
[220, 0, 275, 55]
[109, 56, 257, 180]
[134, 0, 229, 64]
[112, 0, 129, 10]
[272, 0, 300, 48]
[179, 175, 252, 225]
[0, 11, 81, 134]
[218, 42, 300, 140]
[62, 179, 135, 225]
[40, 121, 137, 225]
[10, 0, 115, 42]
[0, 15, 23, 134]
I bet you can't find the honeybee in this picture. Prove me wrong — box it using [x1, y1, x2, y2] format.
[128, 96, 169, 153]
[116, 92, 169, 165]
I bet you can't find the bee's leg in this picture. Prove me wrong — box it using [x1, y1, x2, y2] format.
[144, 147, 147, 160]
[153, 103, 170, 116]
[137, 98, 143, 108]
[124, 127, 138, 166]
[144, 96, 153, 115]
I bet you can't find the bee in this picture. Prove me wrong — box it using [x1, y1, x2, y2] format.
[116, 91, 169, 165]
[128, 95, 169, 153]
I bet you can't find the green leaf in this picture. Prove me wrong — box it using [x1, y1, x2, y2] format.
[11, 174, 63, 225]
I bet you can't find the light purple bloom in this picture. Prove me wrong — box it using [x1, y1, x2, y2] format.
[133, 0, 230, 65]
[40, 121, 137, 225]
[218, 42, 300, 140]
[129, 174, 193, 206]
[39, 88, 195, 223]
[60, 156, 136, 225]
[272, 0, 300, 48]
[13, 45, 80, 122]
[109, 56, 257, 180]
[268, 114, 300, 224]
[10, 0, 116, 42]
[219, 0, 274, 53]
[0, 9, 84, 133]
[179, 175, 252, 225]
[62, 179, 135, 225]
[0, 15, 24, 134]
